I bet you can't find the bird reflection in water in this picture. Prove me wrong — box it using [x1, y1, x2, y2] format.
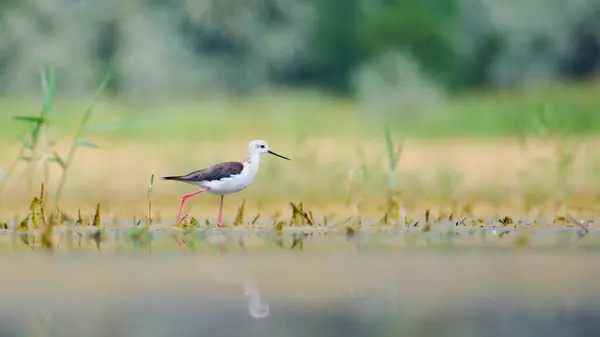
[212, 270, 270, 319]
[243, 282, 270, 319]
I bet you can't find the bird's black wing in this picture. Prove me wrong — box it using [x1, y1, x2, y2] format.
[161, 162, 244, 183]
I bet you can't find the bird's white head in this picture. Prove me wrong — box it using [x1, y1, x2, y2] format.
[247, 140, 290, 161]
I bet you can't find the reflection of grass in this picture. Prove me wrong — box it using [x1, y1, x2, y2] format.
[4, 184, 599, 254]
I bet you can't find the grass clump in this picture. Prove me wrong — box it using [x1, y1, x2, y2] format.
[53, 70, 114, 208]
[0, 67, 145, 211]
[383, 125, 405, 223]
[0, 67, 57, 194]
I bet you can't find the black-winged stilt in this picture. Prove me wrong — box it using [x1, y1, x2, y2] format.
[162, 140, 290, 228]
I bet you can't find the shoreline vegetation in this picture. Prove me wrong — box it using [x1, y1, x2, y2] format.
[1, 82, 600, 221]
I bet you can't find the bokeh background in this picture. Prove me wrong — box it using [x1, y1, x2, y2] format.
[1, 0, 600, 221]
[3, 3, 600, 336]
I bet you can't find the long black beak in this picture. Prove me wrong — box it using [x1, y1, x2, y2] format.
[268, 150, 290, 160]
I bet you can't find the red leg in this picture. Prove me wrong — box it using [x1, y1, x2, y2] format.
[217, 195, 224, 255]
[175, 188, 210, 224]
[175, 187, 209, 255]
[216, 195, 224, 228]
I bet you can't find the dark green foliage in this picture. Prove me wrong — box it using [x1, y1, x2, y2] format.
[310, 0, 364, 92]
[1, 0, 598, 97]
[308, 0, 463, 92]
[356, 0, 461, 88]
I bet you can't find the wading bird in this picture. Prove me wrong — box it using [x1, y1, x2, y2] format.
[162, 140, 290, 228]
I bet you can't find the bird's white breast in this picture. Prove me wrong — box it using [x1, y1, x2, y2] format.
[201, 162, 258, 195]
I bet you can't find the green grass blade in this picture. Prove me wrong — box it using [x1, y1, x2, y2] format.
[51, 152, 67, 170]
[16, 135, 32, 149]
[384, 125, 395, 164]
[53, 69, 113, 208]
[12, 116, 47, 123]
[393, 136, 405, 165]
[31, 66, 55, 139]
[78, 70, 113, 130]
[384, 124, 403, 170]
[22, 66, 56, 193]
[146, 174, 155, 229]
[41, 65, 57, 115]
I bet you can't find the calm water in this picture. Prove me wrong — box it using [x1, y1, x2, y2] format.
[0, 216, 599, 336]
[0, 252, 599, 337]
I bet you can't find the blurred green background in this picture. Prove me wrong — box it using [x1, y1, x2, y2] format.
[1, 0, 600, 219]
[2, 4, 600, 335]
[0, 0, 599, 137]
[1, 0, 600, 97]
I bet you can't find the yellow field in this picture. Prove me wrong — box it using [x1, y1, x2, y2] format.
[1, 135, 599, 222]
[2, 84, 600, 222]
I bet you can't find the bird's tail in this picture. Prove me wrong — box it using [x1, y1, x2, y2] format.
[160, 175, 184, 181]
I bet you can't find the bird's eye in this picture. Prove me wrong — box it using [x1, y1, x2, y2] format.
[260, 145, 265, 148]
